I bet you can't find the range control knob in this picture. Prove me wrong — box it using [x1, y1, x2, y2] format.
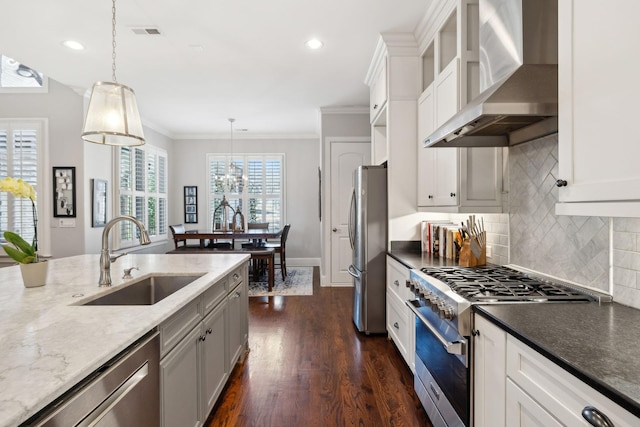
[439, 305, 455, 321]
[430, 297, 440, 310]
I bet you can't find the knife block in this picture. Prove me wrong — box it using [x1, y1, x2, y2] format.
[458, 239, 486, 267]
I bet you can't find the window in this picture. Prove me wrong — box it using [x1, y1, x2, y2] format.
[117, 144, 167, 248]
[207, 154, 284, 231]
[0, 120, 43, 247]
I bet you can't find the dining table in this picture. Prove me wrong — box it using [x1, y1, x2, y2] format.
[173, 226, 284, 249]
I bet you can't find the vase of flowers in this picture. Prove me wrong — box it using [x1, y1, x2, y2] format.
[0, 177, 47, 287]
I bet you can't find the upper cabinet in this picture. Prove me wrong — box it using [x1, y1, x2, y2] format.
[369, 60, 387, 124]
[556, 0, 640, 217]
[416, 0, 503, 212]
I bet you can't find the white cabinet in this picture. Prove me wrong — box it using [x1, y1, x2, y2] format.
[386, 256, 415, 372]
[473, 314, 506, 427]
[418, 146, 503, 212]
[505, 335, 638, 427]
[556, 0, 640, 216]
[227, 281, 248, 368]
[369, 60, 387, 123]
[200, 302, 228, 420]
[416, 0, 502, 213]
[472, 313, 638, 427]
[160, 263, 248, 426]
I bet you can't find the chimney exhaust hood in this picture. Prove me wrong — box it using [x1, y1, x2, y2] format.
[424, 0, 558, 148]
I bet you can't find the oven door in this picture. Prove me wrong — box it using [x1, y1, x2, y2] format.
[407, 300, 469, 427]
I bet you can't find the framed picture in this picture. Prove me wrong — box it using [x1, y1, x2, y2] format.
[53, 167, 76, 217]
[91, 179, 108, 227]
[184, 186, 198, 223]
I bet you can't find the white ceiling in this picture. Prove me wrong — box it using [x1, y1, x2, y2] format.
[1, 0, 431, 139]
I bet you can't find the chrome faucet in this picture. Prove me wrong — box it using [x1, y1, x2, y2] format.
[99, 215, 151, 287]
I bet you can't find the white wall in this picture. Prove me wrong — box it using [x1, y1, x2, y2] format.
[319, 109, 371, 284]
[170, 136, 321, 264]
[0, 78, 85, 258]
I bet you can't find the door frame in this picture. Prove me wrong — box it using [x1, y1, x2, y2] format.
[320, 136, 371, 287]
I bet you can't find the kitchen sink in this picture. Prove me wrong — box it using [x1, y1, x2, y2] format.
[81, 274, 204, 306]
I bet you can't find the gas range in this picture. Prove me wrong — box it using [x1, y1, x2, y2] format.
[407, 264, 602, 337]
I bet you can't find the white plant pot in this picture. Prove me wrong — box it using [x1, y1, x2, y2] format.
[20, 261, 48, 288]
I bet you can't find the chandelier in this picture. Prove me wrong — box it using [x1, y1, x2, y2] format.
[81, 0, 145, 146]
[214, 118, 246, 193]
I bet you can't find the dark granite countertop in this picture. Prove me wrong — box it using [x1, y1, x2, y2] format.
[388, 247, 640, 418]
[477, 302, 640, 418]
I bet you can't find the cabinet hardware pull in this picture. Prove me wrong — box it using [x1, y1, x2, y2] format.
[428, 195, 433, 199]
[429, 382, 440, 400]
[556, 179, 568, 187]
[233, 273, 239, 280]
[206, 328, 212, 335]
[450, 192, 456, 197]
[199, 335, 206, 342]
[472, 329, 480, 337]
[394, 280, 399, 287]
[373, 104, 378, 110]
[582, 406, 614, 427]
[393, 322, 399, 329]
[332, 228, 338, 232]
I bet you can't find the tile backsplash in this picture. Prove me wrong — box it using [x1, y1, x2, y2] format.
[509, 134, 610, 293]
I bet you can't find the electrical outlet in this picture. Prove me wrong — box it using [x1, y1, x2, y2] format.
[486, 245, 492, 258]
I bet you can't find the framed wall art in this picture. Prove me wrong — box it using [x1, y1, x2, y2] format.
[53, 166, 76, 217]
[91, 179, 108, 227]
[184, 186, 198, 223]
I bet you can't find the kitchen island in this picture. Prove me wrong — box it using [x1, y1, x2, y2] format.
[0, 253, 249, 426]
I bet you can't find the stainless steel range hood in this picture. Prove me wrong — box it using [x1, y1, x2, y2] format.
[424, 0, 558, 148]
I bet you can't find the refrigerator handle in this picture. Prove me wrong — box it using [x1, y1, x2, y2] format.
[348, 188, 356, 249]
[347, 264, 360, 279]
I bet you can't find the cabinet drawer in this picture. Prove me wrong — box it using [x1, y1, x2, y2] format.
[228, 266, 243, 289]
[203, 276, 227, 315]
[386, 290, 411, 359]
[160, 298, 202, 357]
[386, 256, 412, 302]
[506, 335, 637, 426]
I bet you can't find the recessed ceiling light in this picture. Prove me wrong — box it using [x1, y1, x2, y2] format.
[305, 38, 324, 50]
[63, 40, 85, 51]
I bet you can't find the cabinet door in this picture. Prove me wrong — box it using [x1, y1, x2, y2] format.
[473, 315, 506, 427]
[435, 59, 459, 128]
[459, 147, 503, 210]
[200, 302, 228, 419]
[418, 147, 459, 207]
[161, 326, 202, 427]
[370, 61, 387, 122]
[505, 378, 563, 427]
[418, 84, 435, 146]
[558, 0, 640, 206]
[386, 256, 414, 372]
[227, 282, 247, 368]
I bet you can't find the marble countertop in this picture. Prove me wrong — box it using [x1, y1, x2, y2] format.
[0, 253, 249, 427]
[388, 248, 640, 418]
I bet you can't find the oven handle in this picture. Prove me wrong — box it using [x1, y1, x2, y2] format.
[406, 300, 466, 356]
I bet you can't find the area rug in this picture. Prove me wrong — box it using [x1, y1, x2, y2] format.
[248, 267, 313, 297]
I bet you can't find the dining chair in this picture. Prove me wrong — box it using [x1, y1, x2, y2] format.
[169, 224, 200, 249]
[241, 222, 270, 248]
[264, 224, 290, 281]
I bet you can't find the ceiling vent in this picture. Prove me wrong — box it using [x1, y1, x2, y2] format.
[131, 28, 161, 35]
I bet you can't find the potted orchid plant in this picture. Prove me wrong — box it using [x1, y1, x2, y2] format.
[0, 177, 46, 287]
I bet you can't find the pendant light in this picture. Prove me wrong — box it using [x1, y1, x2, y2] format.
[214, 118, 246, 193]
[82, 0, 145, 146]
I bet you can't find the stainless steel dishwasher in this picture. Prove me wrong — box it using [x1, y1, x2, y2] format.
[25, 331, 160, 426]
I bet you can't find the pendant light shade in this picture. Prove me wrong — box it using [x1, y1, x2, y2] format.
[82, 81, 145, 146]
[81, 0, 145, 146]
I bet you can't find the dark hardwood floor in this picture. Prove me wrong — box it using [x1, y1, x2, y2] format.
[206, 267, 432, 427]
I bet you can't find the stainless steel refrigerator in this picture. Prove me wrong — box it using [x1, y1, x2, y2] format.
[347, 165, 387, 334]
